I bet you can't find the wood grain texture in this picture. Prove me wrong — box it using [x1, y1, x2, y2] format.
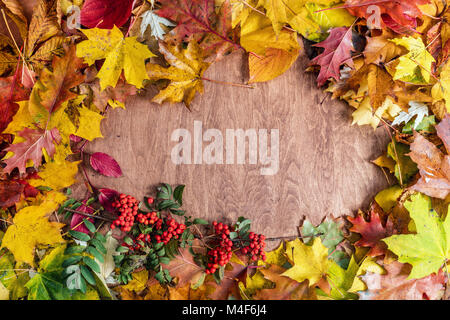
[78, 51, 391, 239]
[11, 0, 391, 241]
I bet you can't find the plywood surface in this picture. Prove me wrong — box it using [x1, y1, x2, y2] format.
[11, 0, 391, 240]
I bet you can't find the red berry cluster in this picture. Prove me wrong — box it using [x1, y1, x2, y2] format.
[154, 218, 186, 245]
[205, 222, 233, 274]
[110, 194, 140, 232]
[241, 232, 266, 262]
[136, 211, 162, 227]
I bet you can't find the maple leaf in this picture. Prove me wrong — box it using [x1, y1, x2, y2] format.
[311, 27, 355, 87]
[80, 0, 134, 29]
[0, 74, 30, 133]
[392, 101, 429, 129]
[3, 127, 61, 175]
[383, 193, 450, 279]
[252, 265, 316, 300]
[408, 118, 450, 199]
[390, 36, 435, 83]
[1, 192, 66, 266]
[344, 0, 430, 33]
[146, 41, 210, 107]
[156, 0, 239, 61]
[74, 106, 104, 141]
[30, 45, 86, 116]
[348, 203, 395, 257]
[282, 238, 334, 286]
[360, 261, 446, 300]
[363, 31, 405, 65]
[76, 26, 156, 90]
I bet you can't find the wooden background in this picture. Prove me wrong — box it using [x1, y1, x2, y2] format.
[16, 1, 390, 240]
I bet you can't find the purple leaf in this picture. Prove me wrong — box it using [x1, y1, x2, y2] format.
[98, 188, 119, 212]
[90, 152, 122, 177]
[70, 202, 94, 234]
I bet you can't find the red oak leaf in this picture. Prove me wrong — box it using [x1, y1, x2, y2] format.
[157, 0, 238, 61]
[311, 27, 355, 87]
[80, 0, 134, 29]
[3, 127, 61, 175]
[345, 0, 430, 34]
[90, 152, 122, 178]
[0, 73, 30, 133]
[408, 116, 450, 199]
[348, 202, 395, 257]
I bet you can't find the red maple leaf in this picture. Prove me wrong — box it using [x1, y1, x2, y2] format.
[345, 0, 430, 34]
[80, 0, 134, 29]
[157, 0, 239, 60]
[348, 202, 395, 257]
[0, 72, 30, 133]
[3, 127, 61, 175]
[311, 27, 355, 87]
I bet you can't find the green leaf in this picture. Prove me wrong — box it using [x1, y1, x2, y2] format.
[62, 255, 83, 268]
[80, 265, 96, 285]
[91, 238, 107, 254]
[65, 245, 86, 255]
[83, 219, 96, 234]
[86, 246, 104, 263]
[116, 246, 129, 253]
[159, 257, 170, 265]
[173, 185, 185, 205]
[69, 230, 91, 242]
[193, 218, 208, 225]
[383, 193, 450, 279]
[83, 256, 101, 273]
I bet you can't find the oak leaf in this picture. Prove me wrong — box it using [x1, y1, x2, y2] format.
[146, 41, 210, 107]
[3, 127, 61, 175]
[76, 26, 156, 90]
[310, 27, 355, 86]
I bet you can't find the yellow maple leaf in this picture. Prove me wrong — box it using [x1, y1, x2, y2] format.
[432, 61, 450, 113]
[76, 26, 155, 90]
[1, 192, 66, 266]
[282, 237, 333, 286]
[390, 37, 435, 83]
[74, 106, 104, 141]
[121, 269, 149, 292]
[146, 42, 210, 107]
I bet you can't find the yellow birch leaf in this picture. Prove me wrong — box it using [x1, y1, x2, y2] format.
[1, 192, 66, 266]
[76, 26, 155, 90]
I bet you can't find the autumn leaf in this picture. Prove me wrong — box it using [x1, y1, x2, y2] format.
[80, 0, 134, 29]
[140, 10, 175, 40]
[390, 36, 435, 83]
[157, 0, 239, 61]
[146, 41, 210, 107]
[408, 119, 450, 199]
[282, 237, 334, 286]
[345, 0, 429, 33]
[310, 27, 355, 86]
[74, 106, 104, 141]
[90, 152, 122, 178]
[0, 180, 24, 207]
[0, 74, 29, 133]
[383, 193, 450, 279]
[76, 26, 156, 90]
[29, 45, 86, 116]
[3, 127, 61, 175]
[360, 261, 445, 300]
[348, 203, 395, 257]
[252, 265, 316, 300]
[363, 31, 405, 65]
[1, 192, 66, 266]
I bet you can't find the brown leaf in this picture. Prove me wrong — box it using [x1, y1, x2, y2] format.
[0, 179, 24, 207]
[409, 129, 450, 199]
[364, 31, 405, 65]
[367, 64, 395, 109]
[361, 261, 446, 300]
[253, 265, 316, 300]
